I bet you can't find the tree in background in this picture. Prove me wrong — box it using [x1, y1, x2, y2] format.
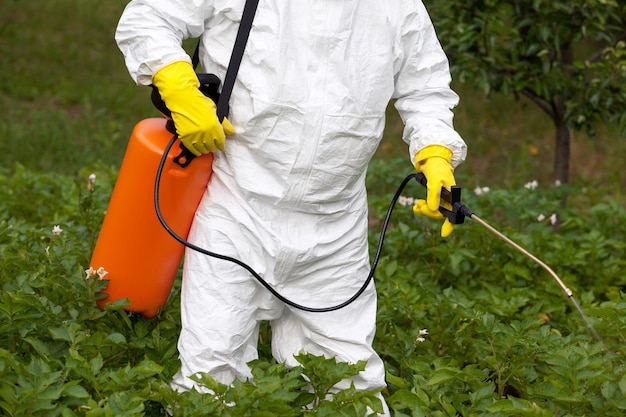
[430, 0, 626, 184]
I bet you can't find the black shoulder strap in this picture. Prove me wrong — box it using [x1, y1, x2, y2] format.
[170, 1, 259, 167]
[192, 0, 259, 122]
[191, 42, 201, 69]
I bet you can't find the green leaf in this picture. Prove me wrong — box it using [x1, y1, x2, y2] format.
[385, 260, 398, 277]
[49, 326, 72, 342]
[105, 332, 127, 345]
[485, 398, 551, 416]
[385, 372, 407, 389]
[619, 373, 626, 395]
[469, 383, 497, 404]
[134, 359, 163, 376]
[90, 355, 104, 375]
[23, 337, 50, 358]
[63, 383, 90, 399]
[426, 367, 460, 386]
[388, 389, 425, 411]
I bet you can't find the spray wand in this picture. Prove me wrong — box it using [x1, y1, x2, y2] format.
[412, 173, 603, 343]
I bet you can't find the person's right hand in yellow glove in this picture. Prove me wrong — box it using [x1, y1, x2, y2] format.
[152, 61, 235, 156]
[412, 145, 457, 237]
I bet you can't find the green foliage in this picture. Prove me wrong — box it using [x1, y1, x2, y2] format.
[1, 159, 625, 415]
[159, 355, 383, 417]
[0, 168, 385, 416]
[367, 160, 626, 415]
[427, 0, 626, 184]
[0, 0, 155, 173]
[430, 0, 626, 136]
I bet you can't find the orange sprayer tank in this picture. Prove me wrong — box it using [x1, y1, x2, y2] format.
[91, 117, 212, 318]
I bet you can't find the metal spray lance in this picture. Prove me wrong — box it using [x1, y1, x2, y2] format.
[412, 173, 603, 343]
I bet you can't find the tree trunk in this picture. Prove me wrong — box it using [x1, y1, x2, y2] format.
[554, 121, 570, 185]
[554, 40, 574, 186]
[552, 104, 571, 231]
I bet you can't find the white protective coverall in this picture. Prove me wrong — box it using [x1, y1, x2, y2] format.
[116, 0, 467, 413]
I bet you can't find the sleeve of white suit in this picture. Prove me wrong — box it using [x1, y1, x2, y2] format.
[115, 0, 212, 86]
[392, 1, 467, 168]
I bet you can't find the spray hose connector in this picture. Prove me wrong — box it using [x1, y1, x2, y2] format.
[413, 173, 474, 225]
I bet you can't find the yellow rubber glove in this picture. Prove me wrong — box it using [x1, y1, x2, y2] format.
[412, 145, 456, 237]
[152, 61, 235, 156]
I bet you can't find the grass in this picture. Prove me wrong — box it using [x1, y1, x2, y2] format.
[1, 0, 624, 193]
[0, 0, 152, 172]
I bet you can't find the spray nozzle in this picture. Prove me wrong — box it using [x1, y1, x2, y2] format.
[413, 173, 474, 225]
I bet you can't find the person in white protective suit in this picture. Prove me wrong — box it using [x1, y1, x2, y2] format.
[116, 0, 467, 414]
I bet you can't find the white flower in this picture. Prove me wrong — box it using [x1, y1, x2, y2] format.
[96, 267, 109, 280]
[52, 225, 63, 235]
[415, 328, 428, 344]
[85, 266, 109, 280]
[474, 186, 490, 196]
[398, 196, 415, 206]
[537, 214, 546, 222]
[549, 213, 558, 225]
[554, 180, 562, 187]
[524, 180, 538, 190]
[87, 173, 96, 191]
[85, 267, 96, 279]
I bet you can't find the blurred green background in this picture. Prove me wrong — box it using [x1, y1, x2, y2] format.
[0, 0, 623, 196]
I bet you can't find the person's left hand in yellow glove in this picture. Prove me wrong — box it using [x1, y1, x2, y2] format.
[152, 61, 235, 156]
[412, 145, 457, 237]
